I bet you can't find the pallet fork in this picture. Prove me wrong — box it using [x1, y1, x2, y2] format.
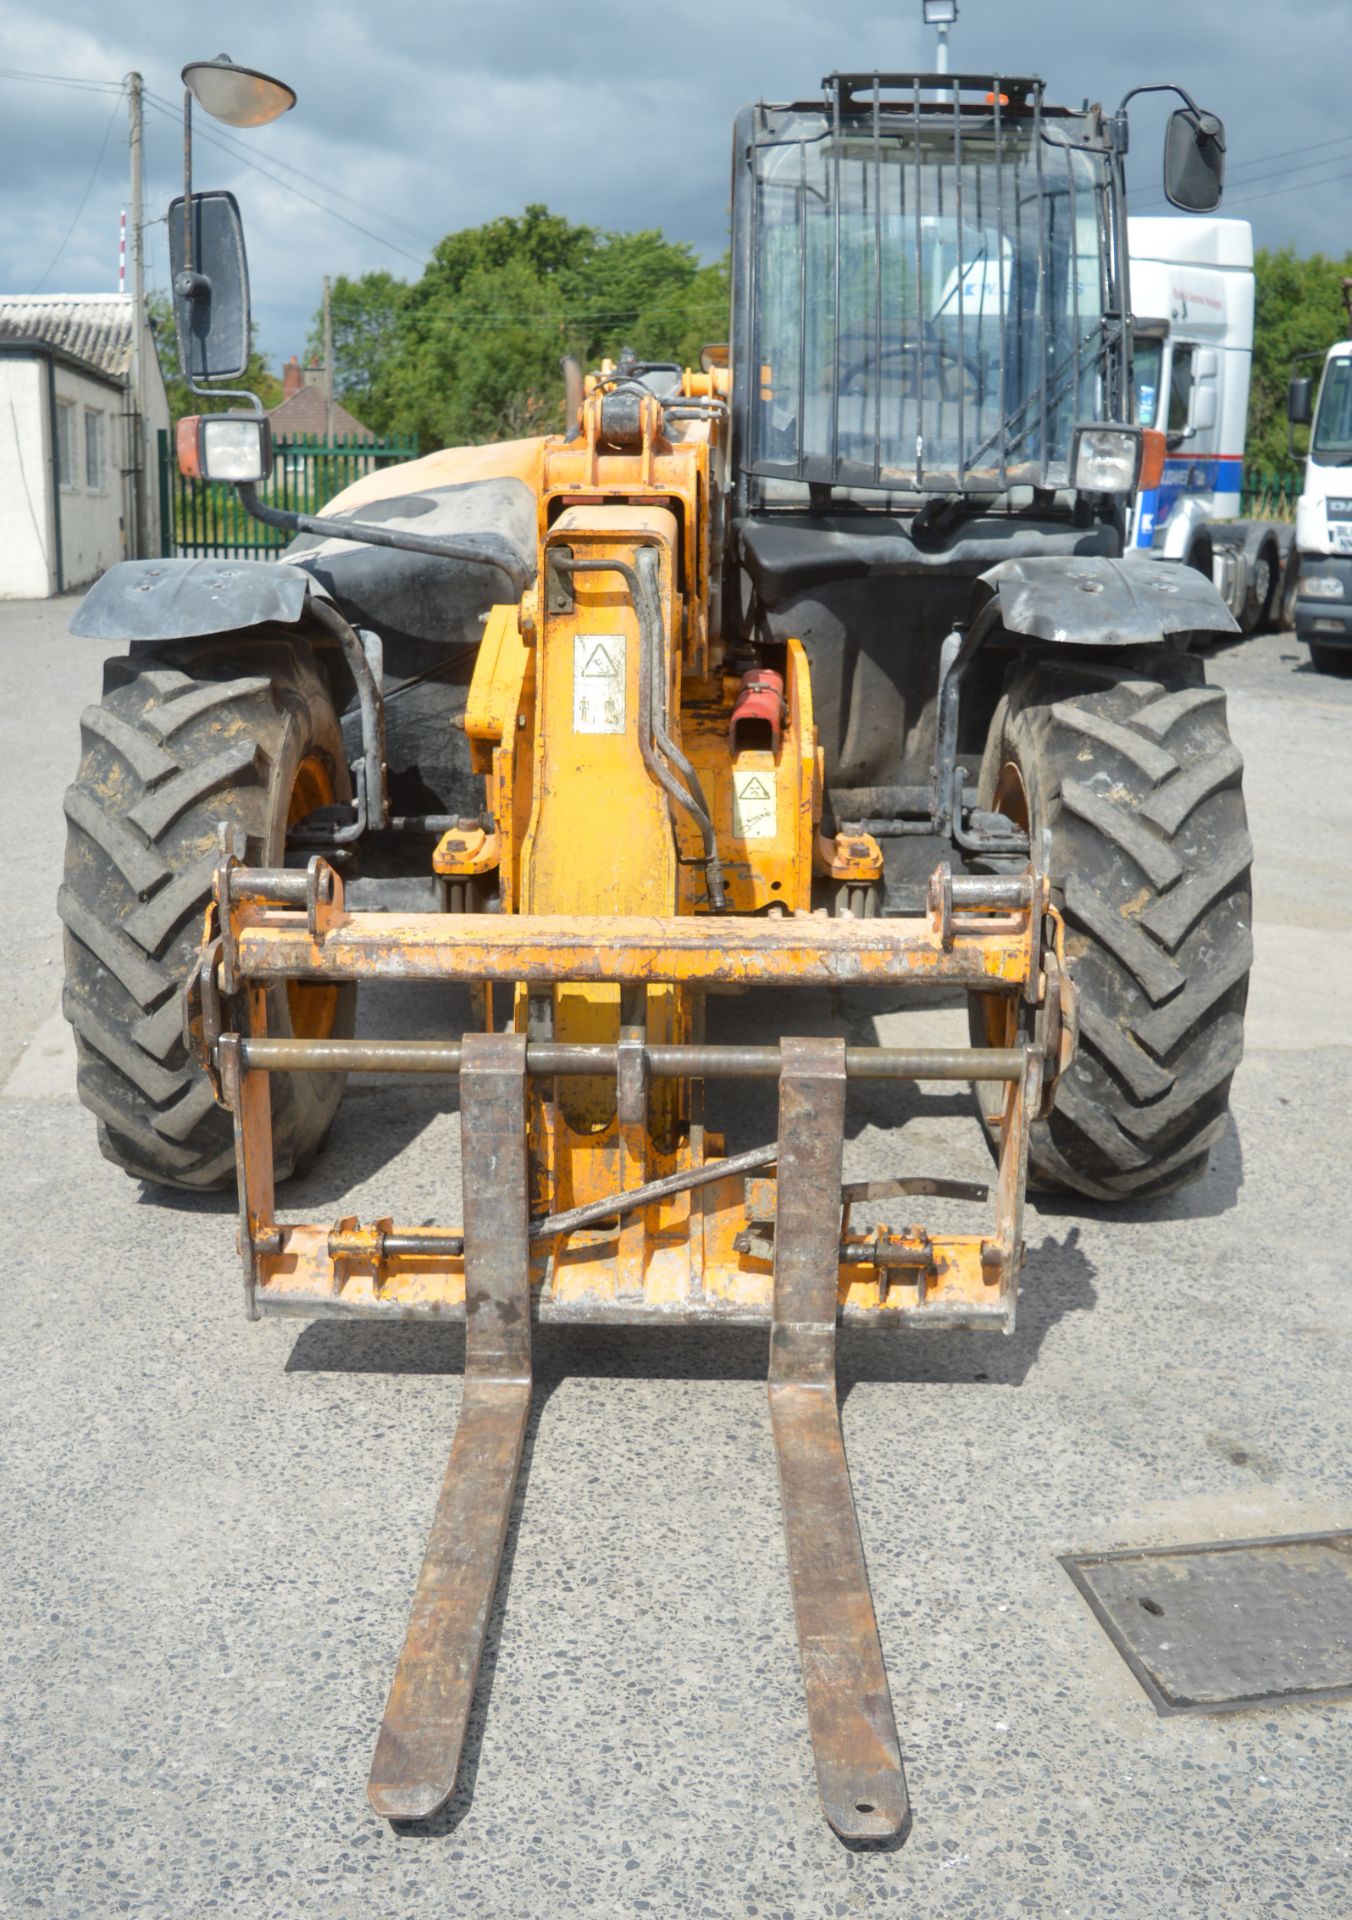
[188, 837, 1073, 1839]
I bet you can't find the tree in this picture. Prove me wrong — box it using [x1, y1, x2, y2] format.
[309, 206, 730, 451]
[147, 290, 282, 424]
[1248, 247, 1352, 477]
[305, 271, 410, 431]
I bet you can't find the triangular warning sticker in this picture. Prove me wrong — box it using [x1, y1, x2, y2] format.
[581, 644, 619, 677]
[739, 775, 771, 799]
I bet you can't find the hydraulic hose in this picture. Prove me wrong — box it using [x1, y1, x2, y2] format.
[236, 482, 530, 596]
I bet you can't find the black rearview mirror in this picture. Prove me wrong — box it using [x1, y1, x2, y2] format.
[1163, 107, 1225, 212]
[1288, 375, 1314, 427]
[167, 189, 252, 383]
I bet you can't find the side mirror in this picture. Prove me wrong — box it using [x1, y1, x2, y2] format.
[167, 189, 252, 383]
[1288, 376, 1314, 426]
[1163, 107, 1225, 212]
[1190, 386, 1218, 433]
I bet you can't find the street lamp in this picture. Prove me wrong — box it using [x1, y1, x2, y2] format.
[182, 55, 296, 128]
[177, 54, 295, 280]
[922, 0, 958, 75]
[174, 54, 296, 401]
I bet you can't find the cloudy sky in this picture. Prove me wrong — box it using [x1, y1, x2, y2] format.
[2, 0, 1349, 369]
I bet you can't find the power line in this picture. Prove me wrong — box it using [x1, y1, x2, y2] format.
[1222, 131, 1352, 180]
[0, 64, 124, 95]
[1135, 161, 1352, 218]
[141, 85, 439, 251]
[1217, 167, 1352, 213]
[31, 85, 126, 293]
[140, 93, 427, 266]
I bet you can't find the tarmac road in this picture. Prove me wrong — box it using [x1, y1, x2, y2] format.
[2, 597, 1350, 1920]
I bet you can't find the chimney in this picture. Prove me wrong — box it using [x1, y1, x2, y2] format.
[283, 354, 302, 398]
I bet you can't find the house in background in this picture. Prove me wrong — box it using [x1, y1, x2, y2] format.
[268, 354, 374, 441]
[0, 294, 170, 599]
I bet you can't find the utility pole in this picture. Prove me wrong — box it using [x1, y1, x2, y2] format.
[323, 274, 335, 443]
[127, 71, 146, 557]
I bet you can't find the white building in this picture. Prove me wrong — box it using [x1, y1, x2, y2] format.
[0, 294, 171, 599]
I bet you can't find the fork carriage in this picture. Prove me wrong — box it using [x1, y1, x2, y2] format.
[186, 841, 1072, 1835]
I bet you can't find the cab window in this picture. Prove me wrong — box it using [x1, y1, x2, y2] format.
[1167, 346, 1194, 436]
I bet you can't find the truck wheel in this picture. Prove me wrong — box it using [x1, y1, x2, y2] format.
[970, 650, 1251, 1199]
[61, 633, 356, 1189]
[1309, 641, 1352, 676]
[1238, 539, 1278, 636]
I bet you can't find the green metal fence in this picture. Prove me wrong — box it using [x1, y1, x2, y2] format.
[158, 429, 420, 558]
[1240, 471, 1302, 522]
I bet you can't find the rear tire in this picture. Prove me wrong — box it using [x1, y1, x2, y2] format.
[61, 632, 356, 1189]
[970, 649, 1252, 1200]
[1238, 539, 1278, 636]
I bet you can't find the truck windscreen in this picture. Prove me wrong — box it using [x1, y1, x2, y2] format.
[750, 110, 1112, 493]
[1313, 358, 1352, 461]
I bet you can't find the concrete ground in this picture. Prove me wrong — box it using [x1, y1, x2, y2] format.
[2, 597, 1349, 1919]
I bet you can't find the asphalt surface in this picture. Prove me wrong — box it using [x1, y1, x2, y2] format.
[2, 597, 1350, 1920]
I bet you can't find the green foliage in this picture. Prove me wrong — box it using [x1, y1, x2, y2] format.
[312, 205, 730, 449]
[306, 270, 410, 423]
[1248, 247, 1352, 477]
[147, 290, 282, 424]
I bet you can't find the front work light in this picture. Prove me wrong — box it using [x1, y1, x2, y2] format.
[177, 412, 274, 484]
[1071, 424, 1146, 495]
[923, 1, 958, 23]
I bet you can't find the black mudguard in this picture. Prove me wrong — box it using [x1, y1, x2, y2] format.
[69, 556, 315, 641]
[972, 553, 1242, 648]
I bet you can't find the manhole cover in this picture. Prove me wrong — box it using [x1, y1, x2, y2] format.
[1061, 1531, 1352, 1716]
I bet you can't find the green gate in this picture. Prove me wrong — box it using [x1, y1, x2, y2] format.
[158, 429, 420, 558]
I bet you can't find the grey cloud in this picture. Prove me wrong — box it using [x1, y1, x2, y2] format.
[2, 0, 1348, 367]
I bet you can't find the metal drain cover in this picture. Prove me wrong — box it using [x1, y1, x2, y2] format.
[1062, 1531, 1352, 1716]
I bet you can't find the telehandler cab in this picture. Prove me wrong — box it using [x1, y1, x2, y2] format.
[63, 63, 1249, 1837]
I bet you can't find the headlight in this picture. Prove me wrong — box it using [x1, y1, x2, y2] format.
[176, 412, 273, 484]
[1301, 575, 1345, 600]
[1071, 424, 1144, 494]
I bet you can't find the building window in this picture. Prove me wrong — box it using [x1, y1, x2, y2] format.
[84, 408, 105, 491]
[56, 401, 76, 489]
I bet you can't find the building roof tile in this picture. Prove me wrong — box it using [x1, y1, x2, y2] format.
[0, 293, 137, 381]
[266, 384, 375, 440]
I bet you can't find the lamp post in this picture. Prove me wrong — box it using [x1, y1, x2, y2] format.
[178, 55, 296, 277]
[922, 0, 958, 76]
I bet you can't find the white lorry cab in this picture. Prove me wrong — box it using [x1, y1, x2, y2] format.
[1127, 216, 1289, 634]
[1289, 340, 1352, 672]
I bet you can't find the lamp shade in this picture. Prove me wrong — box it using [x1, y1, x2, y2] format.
[182, 55, 296, 128]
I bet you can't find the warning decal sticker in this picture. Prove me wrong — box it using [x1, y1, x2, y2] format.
[573, 634, 626, 733]
[731, 769, 777, 839]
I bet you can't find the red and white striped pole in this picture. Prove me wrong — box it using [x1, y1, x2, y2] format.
[119, 209, 126, 294]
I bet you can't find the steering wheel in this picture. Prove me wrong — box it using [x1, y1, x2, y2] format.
[836, 335, 983, 407]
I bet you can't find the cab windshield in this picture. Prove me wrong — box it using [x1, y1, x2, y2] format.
[1312, 357, 1352, 462]
[751, 101, 1113, 493]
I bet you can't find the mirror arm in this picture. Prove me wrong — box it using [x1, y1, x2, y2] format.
[188, 382, 264, 411]
[1110, 81, 1215, 156]
[234, 483, 532, 594]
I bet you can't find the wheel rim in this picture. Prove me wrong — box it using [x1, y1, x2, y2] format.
[285, 757, 341, 1040]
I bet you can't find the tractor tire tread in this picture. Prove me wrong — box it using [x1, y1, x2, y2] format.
[61, 636, 354, 1189]
[975, 649, 1251, 1198]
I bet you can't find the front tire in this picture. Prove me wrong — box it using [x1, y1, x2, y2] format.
[971, 649, 1252, 1200]
[61, 633, 356, 1189]
[1310, 641, 1352, 676]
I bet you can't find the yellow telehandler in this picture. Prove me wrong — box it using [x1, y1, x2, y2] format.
[63, 62, 1249, 1838]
